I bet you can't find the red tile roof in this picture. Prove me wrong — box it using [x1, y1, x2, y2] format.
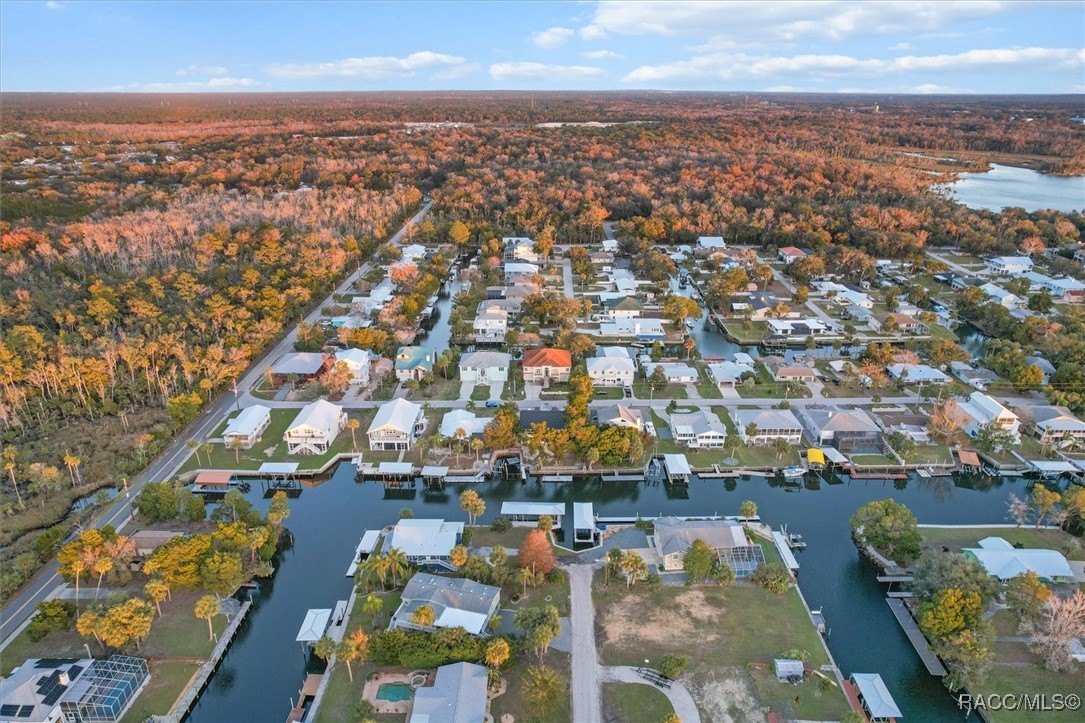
[523, 347, 572, 369]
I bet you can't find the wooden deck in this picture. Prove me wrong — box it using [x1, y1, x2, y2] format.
[886, 598, 948, 676]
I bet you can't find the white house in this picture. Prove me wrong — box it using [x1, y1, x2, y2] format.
[777, 246, 807, 263]
[957, 391, 1021, 441]
[733, 409, 803, 446]
[335, 348, 371, 384]
[504, 237, 539, 263]
[503, 262, 539, 281]
[1030, 405, 1085, 449]
[697, 236, 727, 252]
[987, 256, 1034, 275]
[670, 410, 727, 448]
[458, 351, 511, 384]
[384, 520, 464, 568]
[599, 318, 665, 339]
[886, 363, 951, 385]
[836, 289, 874, 309]
[596, 346, 636, 366]
[222, 405, 272, 449]
[284, 400, 347, 455]
[602, 238, 618, 251]
[400, 244, 427, 262]
[587, 356, 636, 387]
[368, 398, 425, 451]
[439, 409, 489, 438]
[965, 537, 1072, 582]
[473, 303, 508, 341]
[596, 404, 644, 431]
[1022, 271, 1085, 300]
[979, 283, 1020, 308]
[707, 360, 756, 389]
[648, 363, 699, 383]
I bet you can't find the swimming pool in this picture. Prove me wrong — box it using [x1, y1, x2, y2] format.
[376, 682, 414, 702]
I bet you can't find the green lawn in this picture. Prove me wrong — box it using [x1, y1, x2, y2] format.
[501, 563, 571, 617]
[502, 363, 526, 402]
[120, 660, 201, 723]
[602, 682, 674, 723]
[736, 367, 812, 399]
[850, 454, 899, 467]
[470, 385, 492, 401]
[249, 376, 283, 401]
[591, 386, 624, 400]
[467, 525, 533, 551]
[694, 367, 723, 399]
[592, 573, 849, 721]
[910, 444, 954, 465]
[490, 651, 572, 723]
[918, 525, 1082, 558]
[407, 374, 461, 402]
[982, 434, 1046, 466]
[976, 661, 1085, 723]
[722, 321, 770, 344]
[632, 381, 688, 400]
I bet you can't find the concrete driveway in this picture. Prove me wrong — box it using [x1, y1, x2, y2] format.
[524, 382, 542, 401]
[488, 382, 504, 400]
[458, 379, 474, 400]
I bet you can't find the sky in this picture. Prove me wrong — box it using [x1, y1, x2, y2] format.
[2, 1, 1083, 94]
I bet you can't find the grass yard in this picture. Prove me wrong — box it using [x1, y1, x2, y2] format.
[601, 682, 674, 723]
[470, 385, 492, 401]
[736, 367, 812, 399]
[722, 321, 770, 344]
[850, 454, 899, 467]
[632, 381, 688, 400]
[591, 386, 624, 400]
[489, 651, 572, 723]
[982, 434, 1046, 466]
[910, 444, 954, 465]
[501, 564, 571, 616]
[976, 662, 1085, 723]
[467, 525, 533, 551]
[407, 374, 461, 401]
[592, 575, 849, 722]
[119, 660, 201, 723]
[918, 525, 1082, 557]
[694, 367, 724, 399]
[502, 364, 526, 401]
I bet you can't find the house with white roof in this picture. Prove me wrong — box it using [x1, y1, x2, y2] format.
[503, 262, 539, 281]
[458, 351, 511, 384]
[648, 362, 699, 383]
[707, 360, 756, 389]
[596, 346, 636, 364]
[979, 283, 1020, 308]
[733, 409, 803, 446]
[987, 256, 1034, 275]
[400, 244, 427, 262]
[602, 238, 618, 251]
[1029, 405, 1085, 449]
[964, 537, 1072, 582]
[599, 318, 665, 339]
[222, 405, 271, 449]
[957, 391, 1020, 441]
[887, 363, 951, 385]
[652, 517, 764, 575]
[408, 662, 490, 723]
[504, 237, 539, 263]
[392, 574, 499, 638]
[335, 348, 371, 384]
[384, 520, 465, 569]
[835, 289, 873, 309]
[472, 303, 508, 341]
[368, 398, 425, 451]
[1022, 271, 1085, 300]
[439, 409, 489, 438]
[670, 410, 727, 448]
[596, 404, 644, 431]
[587, 356, 636, 387]
[284, 400, 347, 455]
[696, 236, 727, 252]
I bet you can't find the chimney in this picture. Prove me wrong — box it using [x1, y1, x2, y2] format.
[59, 671, 70, 685]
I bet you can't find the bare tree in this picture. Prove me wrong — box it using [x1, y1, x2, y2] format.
[1006, 493, 1030, 528]
[1026, 590, 1085, 672]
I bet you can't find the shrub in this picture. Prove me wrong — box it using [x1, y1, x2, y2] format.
[28, 599, 76, 642]
[659, 654, 688, 678]
[751, 562, 792, 595]
[490, 516, 511, 533]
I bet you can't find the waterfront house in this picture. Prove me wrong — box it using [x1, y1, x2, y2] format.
[603, 295, 645, 318]
[504, 237, 539, 264]
[439, 409, 488, 438]
[394, 346, 435, 382]
[222, 405, 272, 450]
[385, 521, 465, 569]
[886, 363, 951, 385]
[670, 410, 727, 448]
[391, 573, 499, 635]
[1021, 270, 1085, 300]
[964, 537, 1072, 582]
[409, 662, 490, 723]
[522, 348, 572, 383]
[798, 407, 882, 452]
[368, 398, 425, 451]
[874, 312, 929, 335]
[1, 655, 149, 723]
[987, 256, 1034, 275]
[766, 318, 829, 337]
[1028, 355, 1056, 383]
[979, 283, 1020, 308]
[400, 244, 427, 262]
[707, 360, 756, 389]
[733, 409, 803, 446]
[587, 356, 636, 387]
[503, 262, 539, 282]
[649, 363, 699, 384]
[596, 346, 636, 365]
[949, 361, 1000, 391]
[458, 351, 511, 384]
[777, 246, 807, 263]
[1030, 405, 1085, 450]
[651, 517, 765, 575]
[598, 318, 666, 339]
[284, 400, 347, 455]
[334, 348, 371, 384]
[762, 356, 816, 383]
[957, 392, 1021, 441]
[269, 351, 331, 385]
[596, 404, 644, 431]
[472, 302, 509, 341]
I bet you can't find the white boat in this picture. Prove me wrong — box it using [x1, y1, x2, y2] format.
[782, 466, 805, 479]
[684, 319, 695, 329]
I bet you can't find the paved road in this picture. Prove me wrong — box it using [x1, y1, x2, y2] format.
[0, 202, 432, 645]
[567, 563, 602, 723]
[562, 257, 575, 298]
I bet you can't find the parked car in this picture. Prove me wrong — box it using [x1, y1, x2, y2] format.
[485, 400, 500, 408]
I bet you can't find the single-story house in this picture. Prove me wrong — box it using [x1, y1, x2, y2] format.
[649, 363, 699, 384]
[886, 363, 951, 385]
[874, 312, 929, 335]
[778, 246, 807, 263]
[384, 520, 465, 569]
[1029, 405, 1085, 449]
[835, 288, 873, 309]
[222, 405, 272, 449]
[957, 391, 1021, 441]
[368, 398, 425, 451]
[599, 318, 666, 339]
[1028, 355, 1056, 384]
[587, 356, 636, 387]
[523, 348, 572, 383]
[596, 404, 644, 431]
[603, 295, 645, 318]
[951, 276, 984, 291]
[964, 537, 1072, 582]
[949, 361, 1000, 391]
[391, 573, 500, 635]
[652, 517, 765, 575]
[518, 408, 566, 430]
[130, 530, 183, 556]
[458, 351, 511, 384]
[269, 352, 331, 385]
[697, 236, 727, 252]
[602, 238, 618, 251]
[979, 283, 1020, 308]
[400, 243, 427, 262]
[439, 409, 489, 438]
[335, 348, 371, 384]
[766, 319, 829, 337]
[670, 410, 727, 448]
[1021, 271, 1085, 300]
[762, 356, 816, 383]
[828, 359, 872, 387]
[284, 400, 347, 455]
[733, 409, 803, 446]
[798, 407, 882, 452]
[707, 360, 756, 389]
[987, 256, 1034, 275]
[408, 662, 489, 723]
[394, 346, 435, 382]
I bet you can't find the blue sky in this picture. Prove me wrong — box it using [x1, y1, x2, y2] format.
[2, 1, 1083, 93]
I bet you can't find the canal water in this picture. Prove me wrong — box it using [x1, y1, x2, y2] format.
[941, 163, 1085, 214]
[188, 466, 1030, 723]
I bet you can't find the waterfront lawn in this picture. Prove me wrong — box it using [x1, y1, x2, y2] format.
[119, 660, 200, 723]
[918, 526, 1081, 558]
[592, 573, 850, 722]
[976, 659, 1085, 723]
[716, 410, 800, 468]
[982, 434, 1046, 466]
[601, 682, 674, 723]
[723, 321, 770, 344]
[850, 454, 899, 467]
[910, 444, 954, 465]
[632, 381, 688, 399]
[467, 525, 533, 551]
[490, 650, 572, 723]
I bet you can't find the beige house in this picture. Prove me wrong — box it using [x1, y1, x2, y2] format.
[284, 400, 347, 455]
[522, 348, 572, 383]
[368, 398, 425, 451]
[651, 517, 765, 576]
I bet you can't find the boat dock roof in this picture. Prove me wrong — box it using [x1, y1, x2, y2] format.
[573, 502, 594, 533]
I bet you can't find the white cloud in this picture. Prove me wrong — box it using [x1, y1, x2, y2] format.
[579, 24, 607, 40]
[45, 1, 64, 10]
[582, 49, 624, 60]
[266, 51, 468, 80]
[430, 62, 481, 81]
[890, 42, 915, 51]
[624, 46, 1083, 85]
[531, 26, 575, 49]
[490, 62, 605, 82]
[176, 65, 229, 77]
[906, 83, 974, 94]
[586, 1, 1012, 43]
[107, 77, 259, 92]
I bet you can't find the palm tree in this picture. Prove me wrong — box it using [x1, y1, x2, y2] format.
[485, 638, 511, 669]
[471, 438, 484, 462]
[410, 604, 436, 631]
[4, 458, 24, 510]
[370, 554, 391, 590]
[745, 422, 759, 444]
[454, 427, 467, 464]
[519, 566, 535, 597]
[346, 419, 361, 451]
[363, 593, 384, 629]
[70, 558, 86, 618]
[199, 443, 214, 467]
[773, 437, 790, 460]
[619, 551, 647, 589]
[684, 337, 696, 359]
[63, 453, 82, 488]
[384, 547, 409, 588]
[227, 437, 243, 463]
[605, 548, 623, 587]
[145, 579, 169, 618]
[195, 595, 220, 641]
[312, 635, 336, 664]
[338, 628, 369, 681]
[186, 438, 202, 466]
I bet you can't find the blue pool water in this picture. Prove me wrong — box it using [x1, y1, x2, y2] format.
[376, 682, 414, 702]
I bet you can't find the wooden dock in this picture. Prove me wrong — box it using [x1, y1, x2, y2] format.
[886, 598, 947, 676]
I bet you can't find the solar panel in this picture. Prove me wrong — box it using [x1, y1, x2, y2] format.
[67, 664, 84, 681]
[34, 658, 78, 668]
[41, 685, 67, 706]
[36, 670, 60, 693]
[18, 705, 36, 718]
[0, 704, 21, 716]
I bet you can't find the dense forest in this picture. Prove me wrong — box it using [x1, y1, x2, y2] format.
[1, 91, 1083, 598]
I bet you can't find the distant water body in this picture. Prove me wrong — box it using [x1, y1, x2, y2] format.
[942, 163, 1085, 213]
